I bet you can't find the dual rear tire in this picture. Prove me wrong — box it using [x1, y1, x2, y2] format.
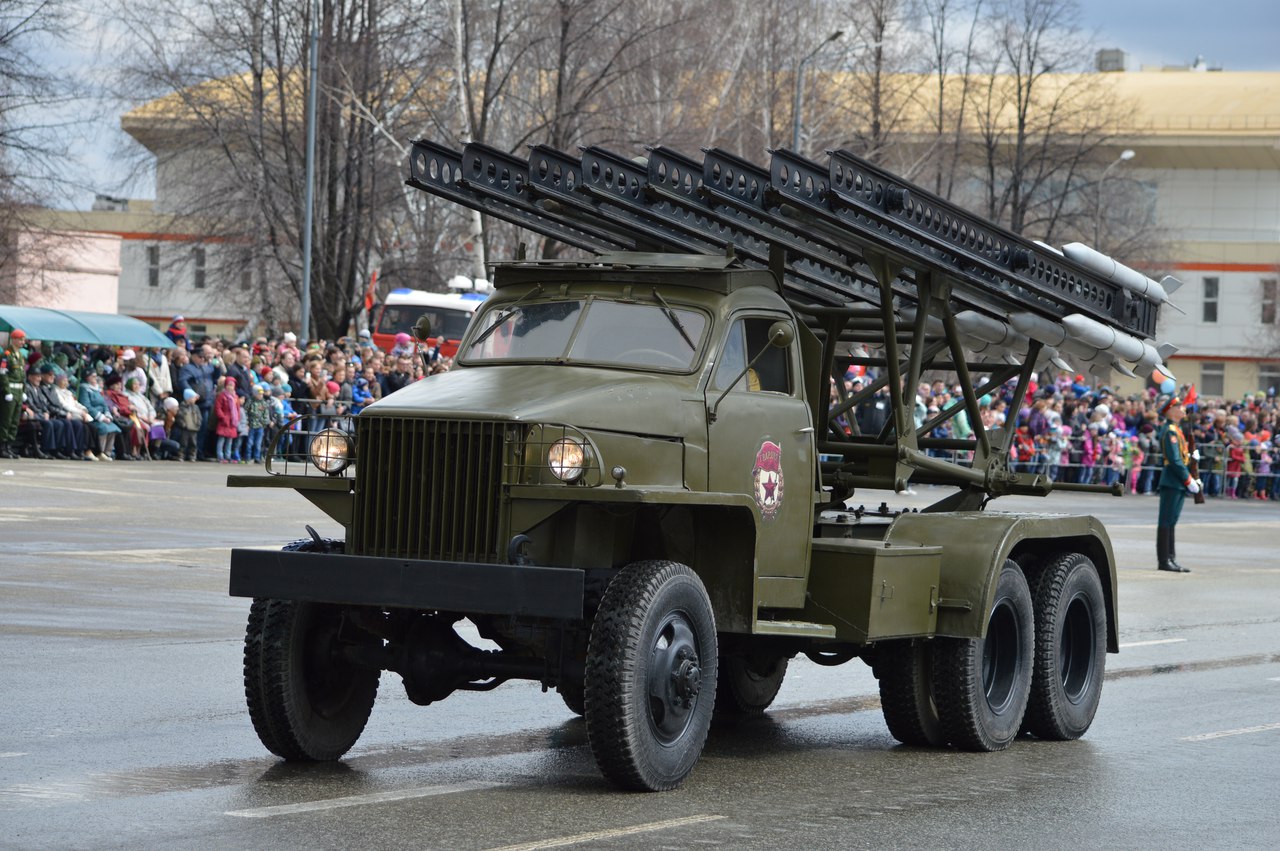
[878, 554, 1106, 751]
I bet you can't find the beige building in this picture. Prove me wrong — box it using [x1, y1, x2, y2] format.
[1074, 70, 1280, 401]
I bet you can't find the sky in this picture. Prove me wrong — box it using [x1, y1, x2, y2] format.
[1075, 0, 1280, 71]
[46, 0, 1280, 211]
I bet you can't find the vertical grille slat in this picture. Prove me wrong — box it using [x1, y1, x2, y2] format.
[351, 417, 505, 563]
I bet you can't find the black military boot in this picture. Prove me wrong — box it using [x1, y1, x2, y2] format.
[1157, 527, 1189, 573]
[0, 441, 17, 459]
[1167, 526, 1190, 573]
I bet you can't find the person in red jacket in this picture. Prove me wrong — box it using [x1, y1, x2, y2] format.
[214, 377, 241, 463]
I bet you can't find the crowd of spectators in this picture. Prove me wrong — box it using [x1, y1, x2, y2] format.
[6, 316, 452, 463]
[9, 311, 1280, 504]
[840, 368, 1280, 500]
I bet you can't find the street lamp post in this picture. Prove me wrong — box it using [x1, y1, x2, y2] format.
[1094, 148, 1135, 247]
[792, 30, 844, 153]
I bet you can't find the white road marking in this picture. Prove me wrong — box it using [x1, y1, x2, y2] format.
[1269, 677, 1280, 682]
[0, 752, 28, 758]
[224, 781, 498, 818]
[1180, 722, 1280, 742]
[486, 814, 726, 851]
[1118, 638, 1187, 648]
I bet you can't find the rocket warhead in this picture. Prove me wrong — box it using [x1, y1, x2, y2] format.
[1062, 242, 1170, 304]
[1061, 313, 1146, 364]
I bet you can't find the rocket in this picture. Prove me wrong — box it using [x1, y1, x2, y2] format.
[1061, 242, 1186, 314]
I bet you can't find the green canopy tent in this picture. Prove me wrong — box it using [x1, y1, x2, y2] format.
[0, 305, 174, 349]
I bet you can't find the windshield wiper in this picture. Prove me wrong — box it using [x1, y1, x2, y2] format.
[651, 289, 696, 351]
[469, 284, 543, 349]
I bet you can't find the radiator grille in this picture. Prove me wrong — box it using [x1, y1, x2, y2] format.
[350, 417, 506, 562]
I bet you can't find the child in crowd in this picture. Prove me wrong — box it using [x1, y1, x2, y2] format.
[1225, 430, 1245, 498]
[176, 388, 202, 461]
[245, 384, 273, 463]
[214, 376, 241, 463]
[1044, 424, 1068, 482]
[1124, 434, 1145, 494]
[1257, 446, 1273, 500]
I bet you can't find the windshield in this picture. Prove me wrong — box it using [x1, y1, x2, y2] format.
[377, 305, 474, 338]
[463, 298, 708, 371]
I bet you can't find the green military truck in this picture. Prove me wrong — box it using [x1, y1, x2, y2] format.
[229, 140, 1178, 791]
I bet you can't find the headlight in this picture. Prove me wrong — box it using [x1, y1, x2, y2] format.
[310, 428, 354, 475]
[547, 437, 589, 482]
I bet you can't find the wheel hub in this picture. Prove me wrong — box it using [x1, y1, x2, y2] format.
[673, 651, 702, 703]
[648, 613, 703, 744]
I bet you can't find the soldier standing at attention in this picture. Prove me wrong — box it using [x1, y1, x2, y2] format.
[0, 328, 29, 459]
[1157, 396, 1197, 573]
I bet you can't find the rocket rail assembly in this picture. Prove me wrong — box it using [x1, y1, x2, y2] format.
[406, 139, 1177, 504]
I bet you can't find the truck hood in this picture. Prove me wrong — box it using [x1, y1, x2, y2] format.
[364, 364, 703, 436]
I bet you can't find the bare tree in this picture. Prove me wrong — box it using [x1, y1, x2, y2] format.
[0, 0, 90, 301]
[109, 0, 434, 338]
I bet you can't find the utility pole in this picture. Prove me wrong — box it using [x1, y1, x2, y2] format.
[300, 0, 320, 342]
[791, 30, 843, 153]
[1093, 149, 1135, 248]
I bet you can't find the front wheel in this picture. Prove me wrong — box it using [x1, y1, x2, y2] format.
[584, 560, 717, 791]
[243, 599, 381, 761]
[1022, 552, 1107, 740]
[932, 560, 1034, 751]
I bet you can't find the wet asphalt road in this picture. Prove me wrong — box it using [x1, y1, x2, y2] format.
[1, 458, 1278, 849]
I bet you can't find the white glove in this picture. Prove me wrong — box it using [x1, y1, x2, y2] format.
[3, 393, 11, 402]
[1186, 478, 1201, 495]
[1191, 449, 1200, 461]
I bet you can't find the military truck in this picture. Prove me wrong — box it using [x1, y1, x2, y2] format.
[229, 140, 1179, 791]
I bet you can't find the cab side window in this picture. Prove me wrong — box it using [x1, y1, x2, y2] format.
[711, 317, 791, 394]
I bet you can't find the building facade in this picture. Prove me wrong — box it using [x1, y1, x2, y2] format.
[1101, 70, 1280, 400]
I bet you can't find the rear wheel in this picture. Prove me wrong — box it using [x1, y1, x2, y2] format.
[1022, 552, 1107, 740]
[243, 598, 381, 761]
[584, 560, 717, 791]
[715, 653, 788, 719]
[932, 560, 1034, 751]
[875, 639, 944, 746]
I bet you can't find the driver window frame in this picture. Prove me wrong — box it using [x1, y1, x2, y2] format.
[710, 313, 795, 396]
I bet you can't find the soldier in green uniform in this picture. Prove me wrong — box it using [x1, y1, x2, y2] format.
[1, 328, 28, 459]
[1156, 395, 1196, 573]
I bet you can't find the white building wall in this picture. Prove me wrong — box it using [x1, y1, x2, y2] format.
[1155, 169, 1280, 242]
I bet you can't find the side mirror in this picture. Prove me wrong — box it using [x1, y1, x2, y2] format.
[768, 320, 794, 348]
[413, 315, 432, 342]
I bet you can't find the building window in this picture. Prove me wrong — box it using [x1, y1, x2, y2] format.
[147, 246, 160, 288]
[1201, 362, 1225, 397]
[193, 247, 206, 289]
[1259, 363, 1280, 396]
[1263, 279, 1278, 325]
[1202, 277, 1218, 323]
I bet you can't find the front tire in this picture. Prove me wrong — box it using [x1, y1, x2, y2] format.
[1022, 552, 1107, 740]
[932, 560, 1034, 751]
[584, 560, 717, 791]
[243, 598, 381, 761]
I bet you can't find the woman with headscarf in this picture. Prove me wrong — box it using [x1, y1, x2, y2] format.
[77, 371, 123, 460]
[103, 373, 143, 459]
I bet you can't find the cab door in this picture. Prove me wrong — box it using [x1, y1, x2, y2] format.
[706, 314, 815, 586]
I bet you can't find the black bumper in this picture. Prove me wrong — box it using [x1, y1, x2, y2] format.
[229, 549, 585, 620]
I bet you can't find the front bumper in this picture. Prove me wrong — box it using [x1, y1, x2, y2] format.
[228, 549, 585, 620]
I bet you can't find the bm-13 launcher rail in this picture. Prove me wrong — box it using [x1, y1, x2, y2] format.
[406, 140, 1179, 504]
